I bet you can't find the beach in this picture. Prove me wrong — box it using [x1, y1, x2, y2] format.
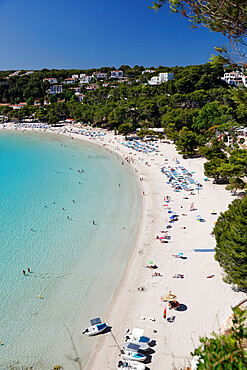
[1, 122, 246, 369]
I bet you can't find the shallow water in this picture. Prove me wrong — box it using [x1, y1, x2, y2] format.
[0, 131, 141, 369]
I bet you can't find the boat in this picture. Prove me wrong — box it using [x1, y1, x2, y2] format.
[120, 350, 147, 363]
[125, 328, 151, 345]
[117, 359, 146, 369]
[120, 343, 147, 362]
[82, 318, 108, 336]
[124, 341, 150, 353]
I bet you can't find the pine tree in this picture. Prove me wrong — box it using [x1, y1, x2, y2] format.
[214, 197, 247, 288]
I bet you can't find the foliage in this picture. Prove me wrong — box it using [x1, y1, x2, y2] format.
[149, 0, 247, 42]
[199, 138, 227, 160]
[118, 123, 133, 137]
[137, 128, 155, 138]
[229, 149, 247, 176]
[192, 102, 226, 133]
[175, 127, 198, 156]
[192, 307, 247, 369]
[214, 196, 247, 288]
[225, 177, 246, 195]
[204, 157, 227, 183]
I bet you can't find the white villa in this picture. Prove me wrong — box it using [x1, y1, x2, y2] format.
[43, 78, 58, 84]
[148, 72, 174, 85]
[64, 78, 76, 84]
[79, 75, 93, 84]
[50, 85, 63, 94]
[110, 70, 123, 79]
[221, 71, 247, 87]
[142, 69, 155, 74]
[92, 72, 108, 79]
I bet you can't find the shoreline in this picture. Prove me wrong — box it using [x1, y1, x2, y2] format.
[1, 123, 246, 369]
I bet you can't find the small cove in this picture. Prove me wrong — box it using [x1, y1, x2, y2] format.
[0, 131, 141, 369]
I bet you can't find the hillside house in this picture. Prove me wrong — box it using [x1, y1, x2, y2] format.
[50, 85, 63, 94]
[80, 75, 93, 84]
[148, 72, 174, 85]
[221, 71, 247, 87]
[110, 70, 123, 79]
[92, 72, 108, 79]
[64, 78, 76, 84]
[43, 78, 58, 84]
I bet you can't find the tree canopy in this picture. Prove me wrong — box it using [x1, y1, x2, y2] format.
[150, 0, 247, 66]
[213, 196, 247, 288]
[150, 0, 247, 41]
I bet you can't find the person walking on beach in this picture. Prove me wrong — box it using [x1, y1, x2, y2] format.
[190, 203, 194, 211]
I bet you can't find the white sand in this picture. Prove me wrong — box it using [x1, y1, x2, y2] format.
[1, 123, 246, 369]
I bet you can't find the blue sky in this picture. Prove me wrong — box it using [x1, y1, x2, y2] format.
[0, 0, 228, 70]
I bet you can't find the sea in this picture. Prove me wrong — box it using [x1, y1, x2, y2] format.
[0, 130, 141, 369]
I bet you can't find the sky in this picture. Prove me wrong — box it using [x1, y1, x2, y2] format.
[0, 0, 228, 70]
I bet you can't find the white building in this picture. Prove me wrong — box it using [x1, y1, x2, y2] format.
[72, 74, 79, 80]
[50, 85, 63, 94]
[43, 78, 58, 84]
[221, 71, 247, 87]
[64, 78, 76, 84]
[148, 72, 174, 85]
[85, 84, 98, 91]
[69, 87, 81, 93]
[142, 69, 155, 74]
[9, 70, 21, 77]
[110, 70, 123, 79]
[92, 72, 108, 79]
[79, 75, 93, 84]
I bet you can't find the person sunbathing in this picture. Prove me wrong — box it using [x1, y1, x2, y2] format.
[152, 272, 162, 277]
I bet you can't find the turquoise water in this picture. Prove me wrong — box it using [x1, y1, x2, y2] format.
[0, 131, 141, 369]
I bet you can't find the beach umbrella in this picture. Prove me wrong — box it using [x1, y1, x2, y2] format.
[161, 291, 177, 302]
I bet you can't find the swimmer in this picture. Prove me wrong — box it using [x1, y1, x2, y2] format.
[67, 216, 70, 220]
[30, 229, 33, 231]
[73, 200, 75, 203]
[93, 220, 95, 225]
[119, 184, 120, 187]
[27, 268, 30, 273]
[62, 207, 64, 210]
[23, 270, 26, 276]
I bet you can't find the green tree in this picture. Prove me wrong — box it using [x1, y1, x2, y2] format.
[118, 123, 134, 139]
[213, 197, 247, 288]
[225, 177, 246, 196]
[192, 307, 247, 368]
[157, 133, 164, 141]
[192, 102, 223, 133]
[229, 149, 247, 177]
[204, 157, 227, 183]
[48, 115, 59, 126]
[150, 0, 247, 66]
[26, 97, 34, 106]
[49, 95, 57, 104]
[164, 123, 179, 142]
[175, 127, 198, 156]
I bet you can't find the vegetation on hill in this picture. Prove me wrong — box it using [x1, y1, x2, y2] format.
[1, 63, 245, 141]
